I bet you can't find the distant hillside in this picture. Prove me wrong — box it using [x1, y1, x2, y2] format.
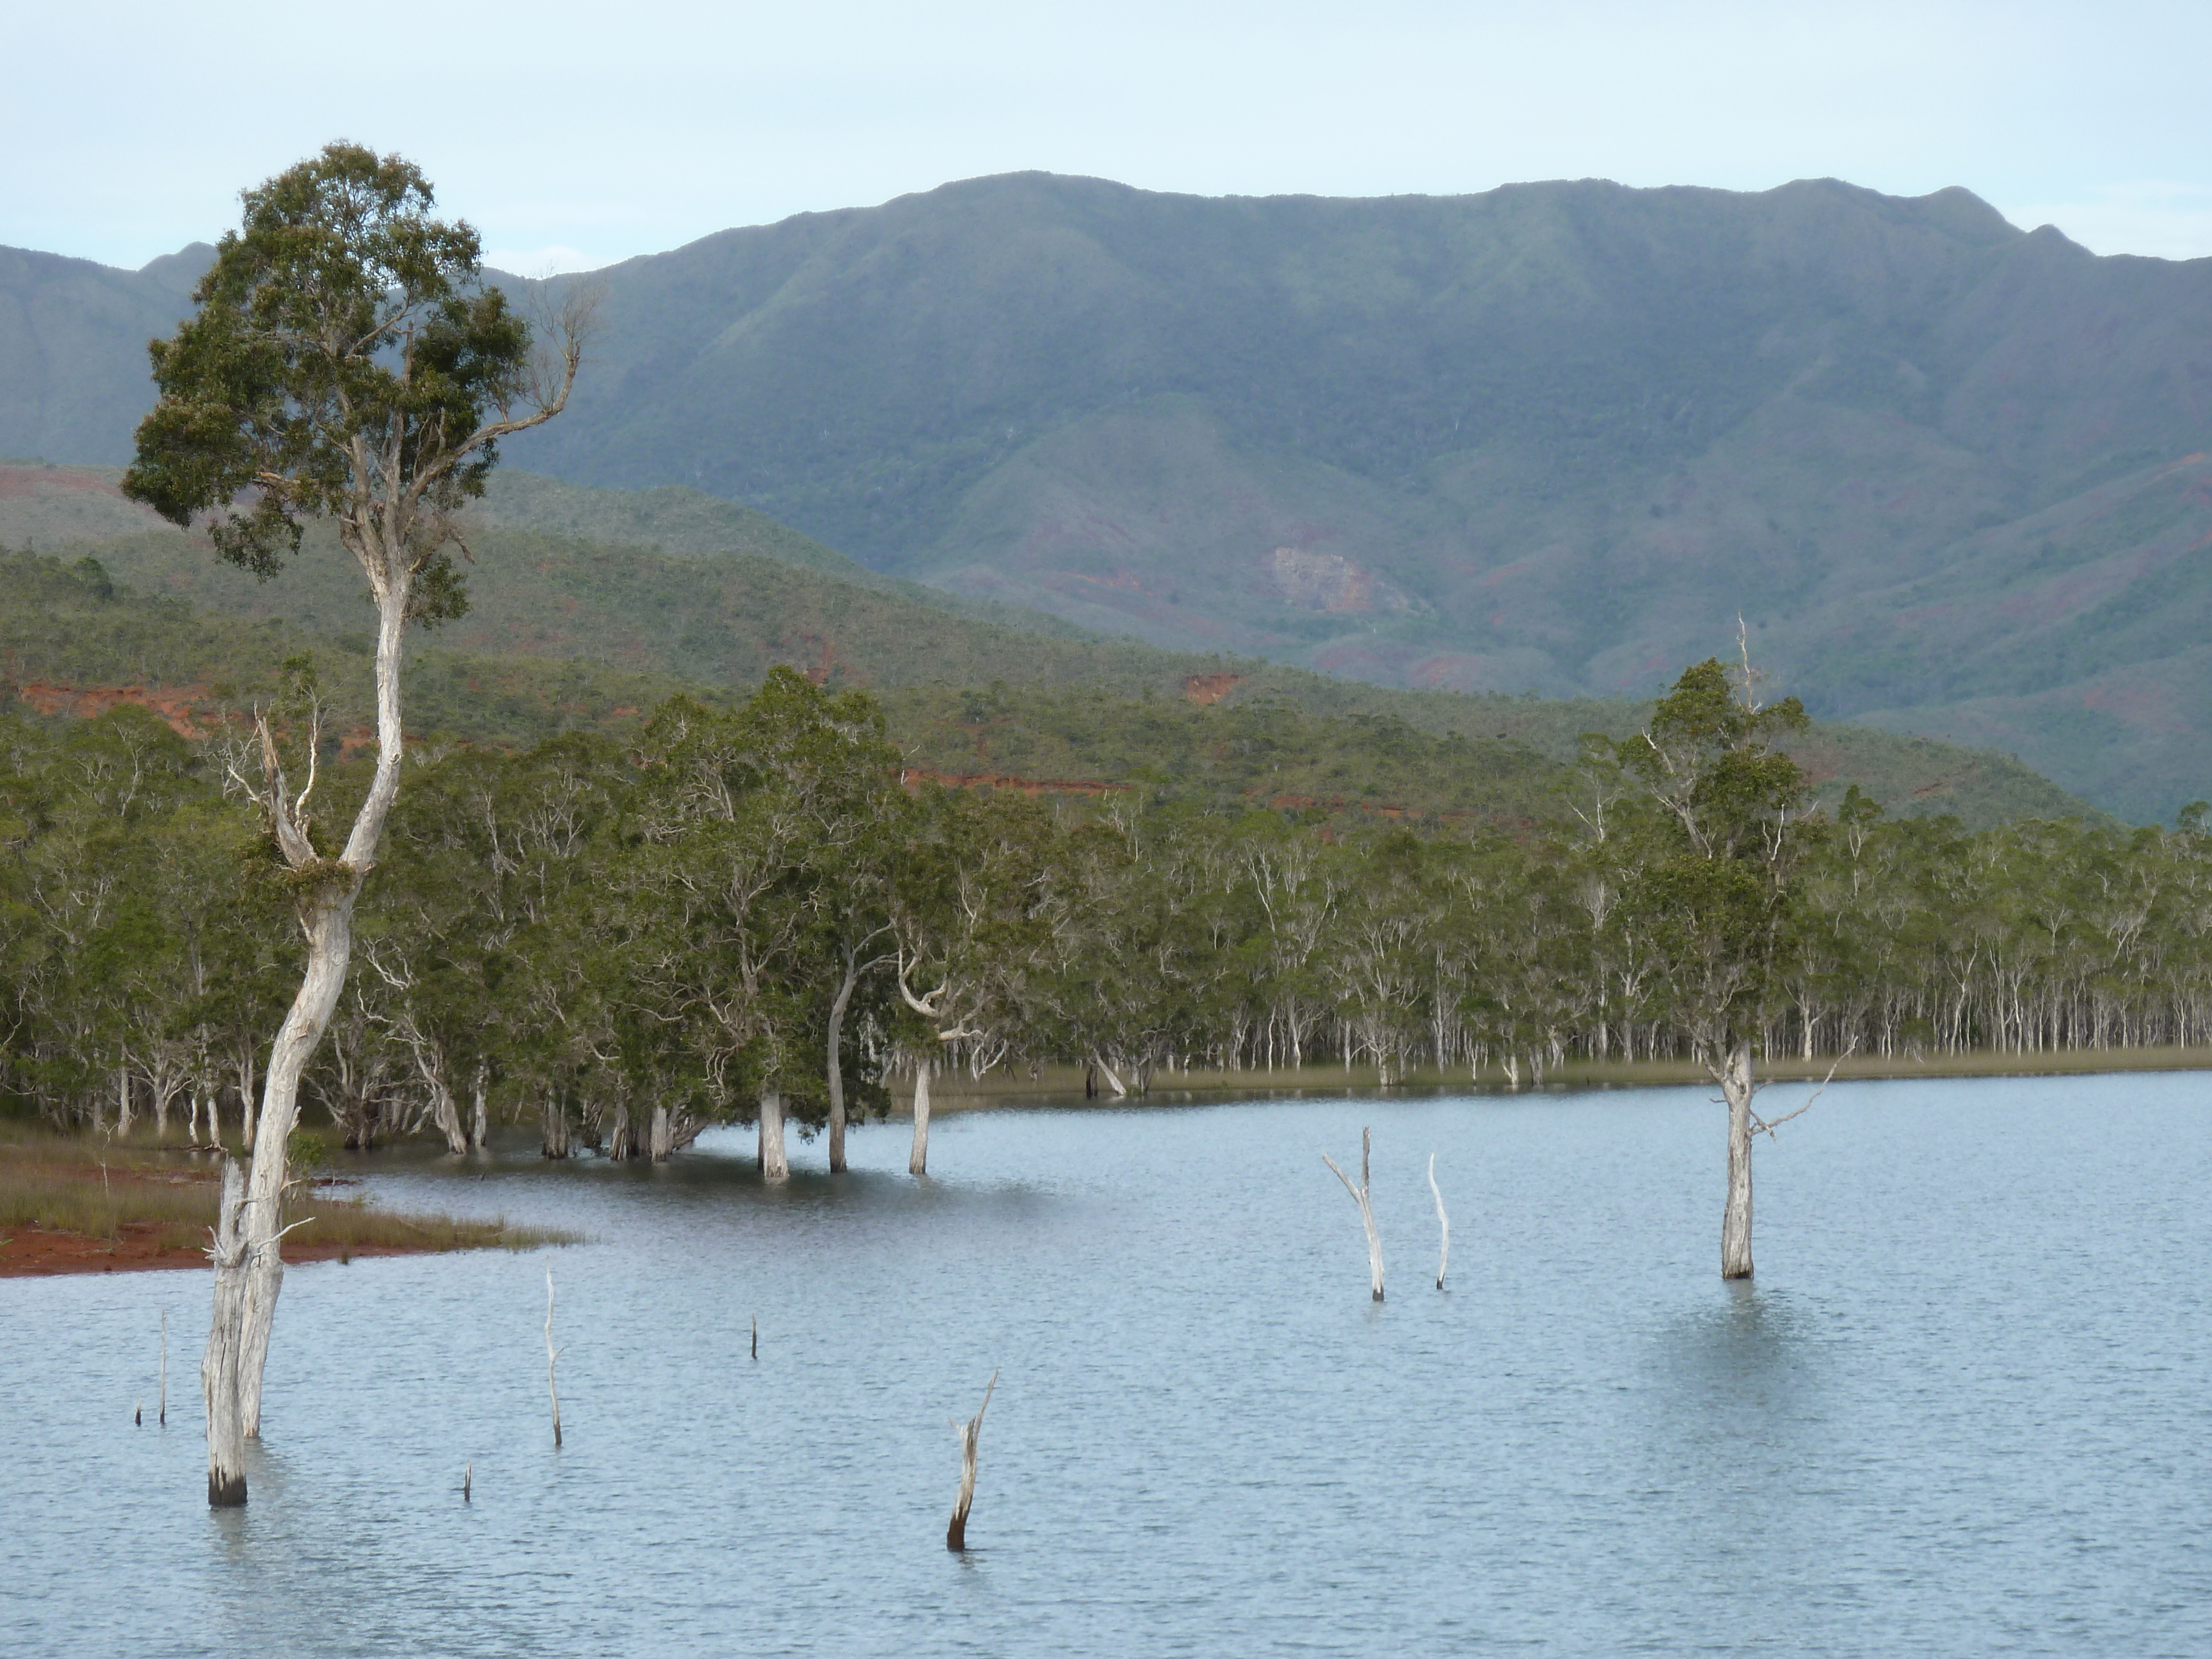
[0, 461, 1110, 645]
[0, 242, 208, 463]
[1, 518, 2101, 831]
[9, 175, 2212, 816]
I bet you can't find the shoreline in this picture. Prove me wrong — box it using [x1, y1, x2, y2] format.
[911, 1045, 2212, 1109]
[0, 1225, 451, 1279]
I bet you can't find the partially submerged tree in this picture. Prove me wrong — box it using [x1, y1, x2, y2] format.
[122, 142, 587, 1505]
[1594, 645, 1812, 1280]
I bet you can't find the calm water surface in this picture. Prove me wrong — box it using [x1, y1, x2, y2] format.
[4, 1074, 2208, 1657]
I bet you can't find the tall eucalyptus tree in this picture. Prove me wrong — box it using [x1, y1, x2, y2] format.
[121, 143, 586, 1505]
[1599, 654, 1812, 1280]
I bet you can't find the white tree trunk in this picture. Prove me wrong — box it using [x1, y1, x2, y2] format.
[649, 1102, 673, 1161]
[909, 1061, 932, 1176]
[1427, 1151, 1449, 1290]
[469, 1066, 488, 1151]
[429, 1073, 467, 1155]
[1719, 1039, 1755, 1280]
[233, 895, 357, 1441]
[544, 1263, 564, 1448]
[202, 1159, 250, 1506]
[1094, 1055, 1129, 1098]
[223, 576, 411, 1452]
[758, 1091, 789, 1181]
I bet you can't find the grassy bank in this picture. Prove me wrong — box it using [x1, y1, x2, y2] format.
[0, 1130, 574, 1276]
[914, 1045, 2212, 1107]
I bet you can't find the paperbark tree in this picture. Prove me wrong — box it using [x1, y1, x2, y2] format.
[1597, 644, 1812, 1280]
[122, 142, 586, 1505]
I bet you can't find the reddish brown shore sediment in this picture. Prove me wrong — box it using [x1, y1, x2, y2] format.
[0, 1225, 419, 1277]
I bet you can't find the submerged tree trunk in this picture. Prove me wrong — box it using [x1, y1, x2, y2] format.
[909, 1061, 932, 1176]
[606, 1100, 635, 1162]
[758, 1091, 789, 1180]
[946, 1369, 998, 1551]
[649, 1102, 674, 1162]
[1719, 1039, 1755, 1280]
[202, 1158, 251, 1506]
[541, 1095, 571, 1159]
[469, 1064, 488, 1152]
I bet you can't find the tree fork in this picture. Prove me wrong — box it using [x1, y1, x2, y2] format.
[1323, 1127, 1386, 1301]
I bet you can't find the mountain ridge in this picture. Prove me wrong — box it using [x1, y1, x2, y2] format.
[8, 171, 2212, 815]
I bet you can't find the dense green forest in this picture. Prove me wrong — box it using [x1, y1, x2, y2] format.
[6, 663, 2203, 1156]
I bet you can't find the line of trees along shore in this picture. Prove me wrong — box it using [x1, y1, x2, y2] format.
[9, 664, 2211, 1161]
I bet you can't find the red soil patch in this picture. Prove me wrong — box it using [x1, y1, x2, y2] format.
[1183, 672, 1243, 705]
[13, 681, 226, 739]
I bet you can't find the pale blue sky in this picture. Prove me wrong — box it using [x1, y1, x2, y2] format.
[9, 0, 2210, 271]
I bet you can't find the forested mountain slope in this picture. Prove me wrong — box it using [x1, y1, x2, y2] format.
[0, 529, 2100, 828]
[488, 173, 2212, 821]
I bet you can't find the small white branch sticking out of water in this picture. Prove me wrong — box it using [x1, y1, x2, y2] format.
[1428, 1153, 1449, 1291]
[545, 1264, 567, 1449]
[159, 1308, 168, 1426]
[463, 1460, 472, 1503]
[946, 1369, 999, 1551]
[1323, 1127, 1385, 1301]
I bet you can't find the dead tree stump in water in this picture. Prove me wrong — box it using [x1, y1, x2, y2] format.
[544, 1264, 567, 1448]
[946, 1369, 999, 1551]
[1427, 1152, 1449, 1291]
[1323, 1127, 1385, 1301]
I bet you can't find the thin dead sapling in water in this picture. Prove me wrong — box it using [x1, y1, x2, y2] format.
[946, 1369, 999, 1552]
[545, 1263, 566, 1448]
[123, 143, 586, 1505]
[1427, 1152, 1449, 1290]
[1323, 1127, 1386, 1301]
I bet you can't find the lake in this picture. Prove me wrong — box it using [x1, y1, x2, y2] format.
[4, 1073, 2208, 1657]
